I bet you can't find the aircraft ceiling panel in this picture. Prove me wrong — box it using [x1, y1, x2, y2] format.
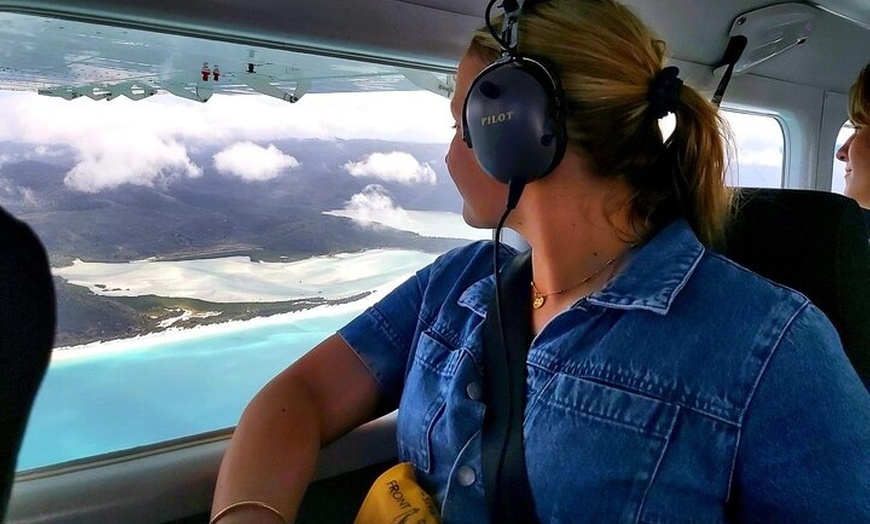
[811, 0, 870, 29]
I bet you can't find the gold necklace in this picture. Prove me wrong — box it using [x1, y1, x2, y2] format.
[530, 246, 634, 310]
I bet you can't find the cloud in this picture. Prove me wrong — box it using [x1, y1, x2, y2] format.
[324, 184, 420, 231]
[324, 186, 490, 240]
[0, 172, 45, 208]
[722, 112, 785, 168]
[18, 186, 41, 207]
[0, 90, 453, 192]
[33, 145, 63, 158]
[64, 135, 202, 193]
[737, 148, 784, 168]
[0, 146, 63, 168]
[213, 142, 299, 181]
[343, 152, 436, 185]
[0, 90, 453, 146]
[0, 175, 17, 203]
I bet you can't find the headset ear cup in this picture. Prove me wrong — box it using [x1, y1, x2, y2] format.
[462, 57, 565, 185]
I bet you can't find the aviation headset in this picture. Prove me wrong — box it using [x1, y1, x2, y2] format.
[462, 0, 566, 191]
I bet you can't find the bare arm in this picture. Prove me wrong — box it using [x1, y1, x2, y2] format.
[211, 333, 381, 523]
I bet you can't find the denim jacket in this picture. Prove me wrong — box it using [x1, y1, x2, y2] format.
[339, 219, 870, 523]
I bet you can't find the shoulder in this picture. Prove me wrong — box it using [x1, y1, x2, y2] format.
[424, 239, 516, 286]
[428, 239, 493, 270]
[368, 240, 510, 326]
[622, 231, 843, 418]
[692, 249, 831, 361]
[694, 249, 811, 318]
[696, 249, 858, 397]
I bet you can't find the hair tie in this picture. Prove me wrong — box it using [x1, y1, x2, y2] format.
[648, 66, 683, 119]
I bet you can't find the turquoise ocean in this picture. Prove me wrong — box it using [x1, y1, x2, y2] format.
[17, 306, 362, 471]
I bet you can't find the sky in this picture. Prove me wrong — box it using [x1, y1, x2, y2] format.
[0, 89, 453, 192]
[0, 88, 848, 207]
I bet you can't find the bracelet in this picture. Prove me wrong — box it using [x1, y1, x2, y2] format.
[209, 500, 289, 524]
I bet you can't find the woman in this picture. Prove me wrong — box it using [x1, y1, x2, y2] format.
[837, 62, 869, 231]
[211, 1, 870, 522]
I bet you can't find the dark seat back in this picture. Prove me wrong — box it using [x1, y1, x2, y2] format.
[0, 207, 55, 520]
[724, 188, 870, 383]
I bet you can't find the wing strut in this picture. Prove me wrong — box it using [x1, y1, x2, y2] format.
[240, 73, 310, 103]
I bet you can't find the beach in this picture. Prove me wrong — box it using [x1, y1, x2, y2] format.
[54, 248, 440, 303]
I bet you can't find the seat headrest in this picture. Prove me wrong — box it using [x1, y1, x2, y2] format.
[0, 205, 55, 518]
[724, 188, 870, 382]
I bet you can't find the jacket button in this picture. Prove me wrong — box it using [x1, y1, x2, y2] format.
[457, 465, 476, 487]
[466, 382, 482, 401]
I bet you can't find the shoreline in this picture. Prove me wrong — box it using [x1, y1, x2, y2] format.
[49, 268, 408, 363]
[51, 298, 363, 362]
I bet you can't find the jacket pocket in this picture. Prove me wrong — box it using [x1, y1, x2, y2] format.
[524, 374, 678, 523]
[397, 329, 457, 473]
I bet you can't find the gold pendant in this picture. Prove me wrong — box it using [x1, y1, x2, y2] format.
[532, 294, 545, 309]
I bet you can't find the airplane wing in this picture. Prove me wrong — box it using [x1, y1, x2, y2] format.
[0, 11, 455, 102]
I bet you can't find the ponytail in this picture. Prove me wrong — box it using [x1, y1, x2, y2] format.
[662, 86, 733, 248]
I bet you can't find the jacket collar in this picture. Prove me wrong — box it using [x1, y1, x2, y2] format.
[457, 219, 704, 317]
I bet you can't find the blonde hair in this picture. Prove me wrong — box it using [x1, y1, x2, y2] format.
[469, 0, 733, 247]
[848, 63, 870, 126]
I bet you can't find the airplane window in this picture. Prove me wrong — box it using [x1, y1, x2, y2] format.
[831, 121, 852, 194]
[721, 111, 785, 188]
[0, 21, 481, 468]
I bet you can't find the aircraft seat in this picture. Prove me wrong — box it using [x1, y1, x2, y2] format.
[0, 206, 56, 521]
[724, 188, 870, 386]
